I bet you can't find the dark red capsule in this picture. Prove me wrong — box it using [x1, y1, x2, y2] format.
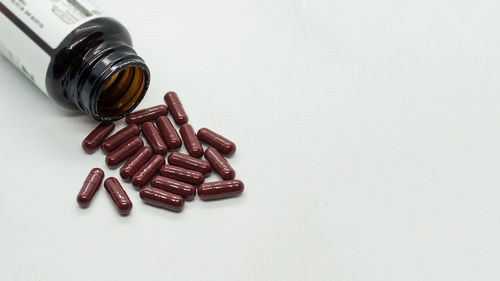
[101, 124, 140, 154]
[82, 123, 115, 153]
[120, 146, 153, 182]
[151, 176, 196, 200]
[132, 155, 165, 187]
[125, 105, 168, 125]
[77, 168, 104, 208]
[197, 127, 236, 156]
[140, 186, 184, 212]
[180, 124, 203, 158]
[164, 91, 188, 125]
[159, 164, 204, 186]
[104, 177, 133, 215]
[168, 152, 211, 175]
[156, 116, 182, 150]
[198, 180, 244, 200]
[142, 122, 168, 155]
[204, 147, 235, 180]
[105, 137, 143, 168]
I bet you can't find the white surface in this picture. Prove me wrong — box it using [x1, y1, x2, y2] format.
[0, 0, 499, 280]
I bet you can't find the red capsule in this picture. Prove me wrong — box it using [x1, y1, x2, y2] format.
[82, 122, 115, 153]
[197, 127, 236, 156]
[142, 122, 168, 155]
[120, 146, 153, 182]
[125, 104, 168, 125]
[151, 176, 196, 200]
[168, 152, 211, 175]
[132, 155, 165, 187]
[204, 147, 235, 180]
[198, 180, 244, 200]
[180, 124, 203, 158]
[104, 177, 133, 215]
[164, 91, 188, 125]
[105, 137, 143, 168]
[140, 186, 184, 212]
[101, 124, 140, 154]
[159, 164, 204, 186]
[156, 116, 182, 150]
[77, 168, 104, 208]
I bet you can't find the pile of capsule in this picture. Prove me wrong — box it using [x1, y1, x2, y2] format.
[77, 91, 243, 215]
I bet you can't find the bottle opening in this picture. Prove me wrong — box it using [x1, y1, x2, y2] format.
[96, 66, 148, 119]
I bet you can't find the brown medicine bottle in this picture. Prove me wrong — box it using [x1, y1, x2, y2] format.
[0, 1, 150, 121]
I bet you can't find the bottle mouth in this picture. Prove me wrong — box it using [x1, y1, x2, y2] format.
[76, 42, 150, 122]
[96, 65, 148, 119]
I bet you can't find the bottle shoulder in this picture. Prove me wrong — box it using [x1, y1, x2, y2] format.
[60, 17, 133, 50]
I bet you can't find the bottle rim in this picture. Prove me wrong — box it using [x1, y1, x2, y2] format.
[76, 43, 150, 122]
[92, 60, 150, 121]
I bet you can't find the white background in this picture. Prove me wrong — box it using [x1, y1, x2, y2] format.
[0, 0, 499, 280]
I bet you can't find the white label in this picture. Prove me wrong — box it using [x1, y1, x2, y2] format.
[0, 10, 50, 92]
[0, 0, 105, 95]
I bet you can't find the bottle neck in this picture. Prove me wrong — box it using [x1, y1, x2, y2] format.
[70, 42, 150, 121]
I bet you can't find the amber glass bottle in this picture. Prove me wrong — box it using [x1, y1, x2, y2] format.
[0, 1, 150, 121]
